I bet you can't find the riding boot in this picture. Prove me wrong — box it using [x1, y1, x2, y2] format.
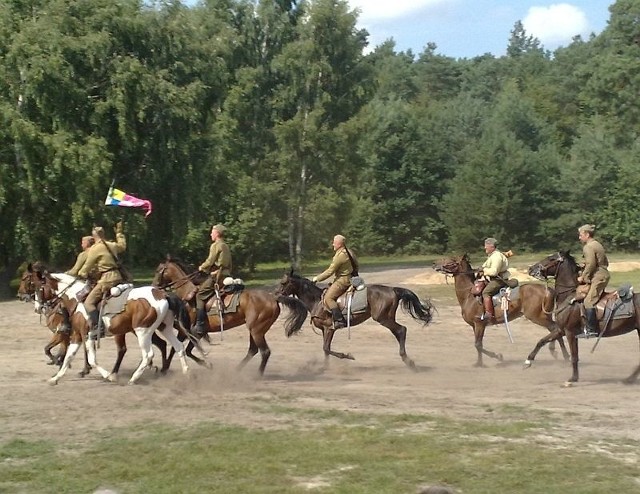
[192, 308, 208, 336]
[87, 309, 102, 340]
[331, 308, 347, 329]
[476, 296, 496, 322]
[578, 308, 599, 338]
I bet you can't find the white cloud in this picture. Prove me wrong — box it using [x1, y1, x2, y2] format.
[523, 4, 589, 47]
[348, 0, 445, 23]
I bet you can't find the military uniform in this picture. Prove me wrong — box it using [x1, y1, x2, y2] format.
[315, 246, 357, 317]
[196, 238, 232, 310]
[581, 238, 609, 309]
[480, 249, 510, 298]
[79, 231, 127, 313]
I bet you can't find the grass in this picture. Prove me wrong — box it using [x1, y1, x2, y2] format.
[1, 408, 638, 493]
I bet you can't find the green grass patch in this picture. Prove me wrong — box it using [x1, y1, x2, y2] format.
[1, 409, 638, 494]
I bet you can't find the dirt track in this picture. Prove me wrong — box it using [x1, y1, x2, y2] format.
[2, 266, 640, 455]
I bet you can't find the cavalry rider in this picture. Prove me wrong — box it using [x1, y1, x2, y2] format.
[193, 224, 233, 334]
[54, 235, 96, 333]
[78, 222, 127, 337]
[577, 223, 610, 338]
[312, 234, 359, 329]
[476, 237, 510, 322]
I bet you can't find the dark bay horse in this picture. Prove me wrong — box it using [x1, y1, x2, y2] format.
[528, 251, 640, 384]
[152, 258, 308, 376]
[275, 270, 435, 369]
[20, 264, 198, 384]
[433, 254, 568, 367]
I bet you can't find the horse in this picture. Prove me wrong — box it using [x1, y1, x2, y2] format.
[275, 270, 435, 369]
[528, 251, 640, 384]
[18, 264, 90, 370]
[20, 264, 200, 385]
[432, 254, 569, 367]
[152, 257, 308, 376]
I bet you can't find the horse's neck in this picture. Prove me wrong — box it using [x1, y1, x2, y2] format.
[298, 282, 322, 310]
[168, 265, 197, 297]
[555, 265, 578, 302]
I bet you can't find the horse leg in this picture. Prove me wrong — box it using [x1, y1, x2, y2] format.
[563, 333, 580, 385]
[238, 334, 260, 370]
[157, 313, 190, 375]
[129, 329, 155, 385]
[523, 328, 565, 368]
[473, 322, 502, 367]
[377, 318, 415, 369]
[107, 334, 127, 379]
[250, 330, 272, 376]
[84, 338, 113, 381]
[49, 342, 81, 385]
[152, 332, 168, 373]
[323, 327, 355, 362]
[44, 334, 62, 365]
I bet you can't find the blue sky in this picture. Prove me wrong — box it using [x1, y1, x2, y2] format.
[350, 1, 614, 58]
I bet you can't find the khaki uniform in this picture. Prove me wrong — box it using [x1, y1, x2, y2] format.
[481, 249, 509, 297]
[316, 247, 357, 311]
[196, 239, 232, 309]
[79, 233, 127, 312]
[66, 251, 89, 277]
[581, 238, 609, 309]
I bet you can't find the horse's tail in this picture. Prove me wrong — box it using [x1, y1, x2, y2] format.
[165, 292, 209, 351]
[276, 295, 308, 337]
[393, 287, 435, 325]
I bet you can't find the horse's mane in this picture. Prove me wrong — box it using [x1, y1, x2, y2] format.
[290, 272, 321, 298]
[166, 256, 195, 275]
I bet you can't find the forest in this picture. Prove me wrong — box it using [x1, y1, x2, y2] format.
[1, 0, 639, 292]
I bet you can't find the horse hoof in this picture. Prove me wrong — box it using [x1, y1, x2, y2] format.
[346, 353, 355, 360]
[523, 360, 532, 369]
[562, 381, 575, 388]
[47, 378, 58, 386]
[496, 353, 504, 362]
[46, 361, 55, 366]
[106, 374, 117, 383]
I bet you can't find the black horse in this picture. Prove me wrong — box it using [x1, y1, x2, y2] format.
[527, 251, 640, 384]
[276, 270, 435, 369]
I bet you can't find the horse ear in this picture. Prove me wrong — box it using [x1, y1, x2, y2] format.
[165, 253, 171, 261]
[289, 266, 294, 276]
[27, 263, 33, 272]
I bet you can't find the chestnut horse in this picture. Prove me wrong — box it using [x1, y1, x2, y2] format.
[18, 264, 90, 371]
[433, 254, 568, 367]
[152, 258, 308, 375]
[20, 265, 199, 384]
[528, 251, 640, 384]
[275, 270, 435, 369]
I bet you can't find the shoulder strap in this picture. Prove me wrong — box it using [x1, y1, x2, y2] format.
[344, 246, 359, 276]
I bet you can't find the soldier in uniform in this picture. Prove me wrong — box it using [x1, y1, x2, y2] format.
[193, 224, 233, 334]
[577, 223, 609, 338]
[78, 222, 127, 337]
[54, 235, 96, 333]
[476, 237, 510, 322]
[312, 234, 358, 329]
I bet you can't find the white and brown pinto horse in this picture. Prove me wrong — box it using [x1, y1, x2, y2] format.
[24, 268, 199, 385]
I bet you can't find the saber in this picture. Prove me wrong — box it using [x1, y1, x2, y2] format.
[346, 292, 353, 340]
[215, 287, 224, 341]
[501, 295, 514, 343]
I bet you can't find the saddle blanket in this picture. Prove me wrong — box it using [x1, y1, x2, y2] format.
[338, 287, 368, 316]
[491, 286, 520, 307]
[206, 290, 241, 315]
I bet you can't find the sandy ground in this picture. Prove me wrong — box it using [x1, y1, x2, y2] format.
[2, 266, 640, 457]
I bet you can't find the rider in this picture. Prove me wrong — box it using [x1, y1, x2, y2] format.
[193, 224, 233, 334]
[312, 234, 358, 329]
[476, 237, 510, 322]
[78, 222, 127, 338]
[577, 223, 609, 338]
[54, 235, 96, 333]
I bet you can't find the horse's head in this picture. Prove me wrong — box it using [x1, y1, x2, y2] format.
[433, 254, 473, 276]
[276, 268, 300, 297]
[17, 267, 37, 302]
[528, 251, 570, 280]
[18, 262, 57, 310]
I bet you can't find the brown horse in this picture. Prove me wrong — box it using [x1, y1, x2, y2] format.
[17, 264, 91, 372]
[432, 254, 568, 367]
[152, 258, 308, 376]
[275, 270, 435, 369]
[528, 251, 640, 384]
[20, 264, 198, 384]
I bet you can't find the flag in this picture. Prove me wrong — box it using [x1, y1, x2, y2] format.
[104, 186, 152, 217]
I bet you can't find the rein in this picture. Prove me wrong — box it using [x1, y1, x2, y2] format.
[156, 264, 200, 291]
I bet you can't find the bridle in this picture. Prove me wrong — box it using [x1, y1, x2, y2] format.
[530, 252, 576, 298]
[154, 262, 200, 291]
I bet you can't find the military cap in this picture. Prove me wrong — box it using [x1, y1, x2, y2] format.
[212, 224, 226, 234]
[92, 226, 105, 238]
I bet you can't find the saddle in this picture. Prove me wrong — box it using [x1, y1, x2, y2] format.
[205, 289, 242, 315]
[101, 283, 135, 317]
[590, 285, 635, 322]
[322, 286, 369, 316]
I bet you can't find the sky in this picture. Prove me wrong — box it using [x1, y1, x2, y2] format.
[349, 1, 615, 58]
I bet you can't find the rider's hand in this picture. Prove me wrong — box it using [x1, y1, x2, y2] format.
[114, 221, 124, 234]
[311, 276, 318, 283]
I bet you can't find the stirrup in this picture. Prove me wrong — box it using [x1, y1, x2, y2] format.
[576, 329, 598, 339]
[333, 320, 347, 329]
